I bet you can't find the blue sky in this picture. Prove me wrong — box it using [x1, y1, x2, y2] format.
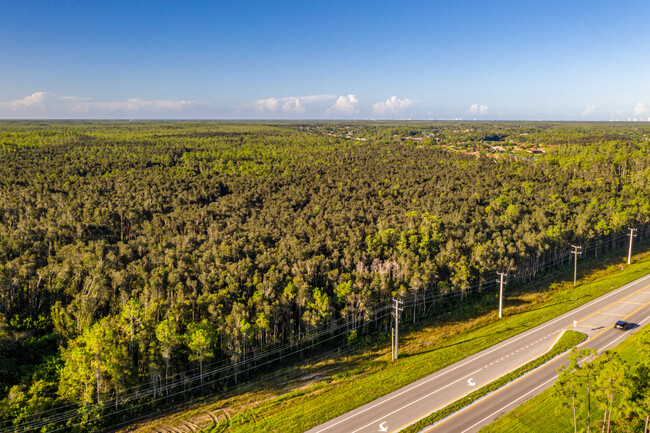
[1, 0, 649, 120]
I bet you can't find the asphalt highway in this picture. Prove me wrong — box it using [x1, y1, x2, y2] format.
[305, 272, 650, 433]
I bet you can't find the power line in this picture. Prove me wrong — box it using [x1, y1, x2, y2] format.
[4, 224, 648, 432]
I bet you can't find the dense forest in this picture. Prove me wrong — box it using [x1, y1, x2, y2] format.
[0, 121, 649, 429]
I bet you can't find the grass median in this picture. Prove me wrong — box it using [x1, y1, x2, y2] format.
[128, 248, 650, 433]
[478, 327, 649, 433]
[400, 330, 586, 433]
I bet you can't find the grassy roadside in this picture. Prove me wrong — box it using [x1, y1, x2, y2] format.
[127, 247, 650, 433]
[400, 330, 586, 433]
[478, 327, 650, 433]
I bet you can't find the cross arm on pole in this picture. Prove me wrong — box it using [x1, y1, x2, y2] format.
[571, 245, 582, 287]
[497, 272, 507, 318]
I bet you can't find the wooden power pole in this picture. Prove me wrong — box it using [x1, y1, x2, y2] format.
[571, 245, 582, 287]
[628, 228, 638, 265]
[392, 298, 403, 360]
[497, 272, 507, 318]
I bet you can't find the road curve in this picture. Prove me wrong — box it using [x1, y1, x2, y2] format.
[305, 273, 650, 433]
[425, 294, 650, 433]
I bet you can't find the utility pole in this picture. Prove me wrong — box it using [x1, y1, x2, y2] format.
[571, 245, 582, 287]
[392, 298, 403, 360]
[628, 228, 638, 265]
[497, 272, 507, 318]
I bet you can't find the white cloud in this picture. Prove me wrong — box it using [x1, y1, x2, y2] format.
[251, 97, 279, 112]
[89, 98, 195, 112]
[251, 94, 335, 114]
[326, 94, 358, 115]
[8, 91, 91, 110]
[466, 104, 489, 115]
[10, 91, 50, 108]
[282, 98, 305, 114]
[2, 91, 197, 117]
[633, 102, 647, 116]
[580, 104, 597, 117]
[372, 96, 413, 116]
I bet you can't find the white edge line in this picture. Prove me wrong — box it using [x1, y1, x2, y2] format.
[401, 329, 583, 432]
[311, 273, 650, 433]
[599, 314, 650, 353]
[433, 314, 650, 433]
[459, 375, 558, 433]
[398, 329, 576, 433]
[349, 368, 484, 433]
[428, 344, 588, 433]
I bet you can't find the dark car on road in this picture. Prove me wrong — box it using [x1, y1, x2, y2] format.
[615, 320, 630, 330]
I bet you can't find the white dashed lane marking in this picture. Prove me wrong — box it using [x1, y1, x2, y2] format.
[484, 330, 565, 369]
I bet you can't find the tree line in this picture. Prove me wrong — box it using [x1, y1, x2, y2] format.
[555, 329, 650, 433]
[0, 120, 649, 428]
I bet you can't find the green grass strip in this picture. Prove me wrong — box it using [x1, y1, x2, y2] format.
[401, 330, 586, 433]
[187, 252, 650, 433]
[478, 328, 649, 433]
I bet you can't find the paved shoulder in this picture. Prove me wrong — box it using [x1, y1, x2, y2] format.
[306, 273, 650, 433]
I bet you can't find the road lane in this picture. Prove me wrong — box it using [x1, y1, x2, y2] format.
[426, 308, 650, 433]
[306, 273, 650, 433]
